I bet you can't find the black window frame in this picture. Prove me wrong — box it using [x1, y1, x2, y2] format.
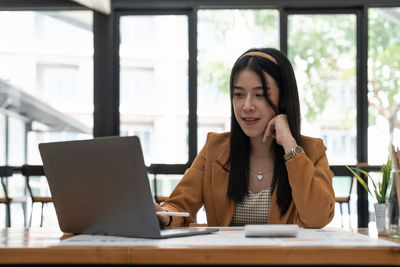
[1, 0, 400, 227]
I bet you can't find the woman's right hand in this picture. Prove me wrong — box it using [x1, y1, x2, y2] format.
[264, 114, 297, 152]
[154, 203, 171, 228]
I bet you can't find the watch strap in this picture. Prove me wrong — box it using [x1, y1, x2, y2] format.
[283, 146, 304, 161]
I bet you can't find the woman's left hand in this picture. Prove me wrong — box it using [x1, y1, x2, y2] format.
[263, 114, 297, 152]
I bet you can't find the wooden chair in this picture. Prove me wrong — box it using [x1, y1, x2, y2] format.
[21, 165, 52, 227]
[0, 166, 13, 227]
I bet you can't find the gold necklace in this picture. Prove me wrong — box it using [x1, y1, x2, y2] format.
[249, 167, 274, 181]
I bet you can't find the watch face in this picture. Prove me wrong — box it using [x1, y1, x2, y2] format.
[295, 146, 304, 154]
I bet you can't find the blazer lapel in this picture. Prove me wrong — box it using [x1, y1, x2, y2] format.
[268, 188, 279, 224]
[210, 143, 235, 226]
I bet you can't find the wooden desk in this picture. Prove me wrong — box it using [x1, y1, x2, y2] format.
[0, 227, 399, 265]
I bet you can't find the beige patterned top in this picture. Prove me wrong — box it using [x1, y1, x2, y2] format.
[230, 188, 272, 226]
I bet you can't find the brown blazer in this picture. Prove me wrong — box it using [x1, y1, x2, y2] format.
[162, 132, 335, 228]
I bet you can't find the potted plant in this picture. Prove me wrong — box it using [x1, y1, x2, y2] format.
[346, 156, 392, 235]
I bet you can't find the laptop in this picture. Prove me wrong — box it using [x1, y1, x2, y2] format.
[39, 136, 218, 239]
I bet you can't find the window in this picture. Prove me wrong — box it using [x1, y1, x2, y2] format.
[368, 8, 400, 165]
[120, 67, 156, 117]
[0, 114, 5, 165]
[0, 10, 93, 166]
[2, 1, 398, 229]
[119, 15, 189, 164]
[7, 117, 25, 165]
[120, 123, 153, 164]
[197, 9, 279, 149]
[37, 64, 80, 112]
[288, 14, 357, 165]
[0, 9, 93, 227]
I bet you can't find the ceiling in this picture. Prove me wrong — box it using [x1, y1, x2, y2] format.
[68, 1, 400, 21]
[70, 0, 110, 15]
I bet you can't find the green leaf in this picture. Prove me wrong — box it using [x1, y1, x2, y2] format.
[379, 156, 392, 202]
[345, 166, 374, 198]
[346, 155, 393, 204]
[374, 189, 384, 204]
[347, 166, 379, 193]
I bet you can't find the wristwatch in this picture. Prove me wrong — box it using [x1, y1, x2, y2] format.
[283, 146, 304, 161]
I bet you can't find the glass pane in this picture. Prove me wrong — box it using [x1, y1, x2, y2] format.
[329, 175, 356, 229]
[0, 114, 5, 165]
[7, 117, 25, 165]
[0, 11, 94, 165]
[288, 14, 357, 165]
[197, 9, 279, 149]
[29, 175, 51, 197]
[332, 176, 353, 197]
[148, 174, 181, 197]
[119, 15, 188, 165]
[368, 8, 400, 164]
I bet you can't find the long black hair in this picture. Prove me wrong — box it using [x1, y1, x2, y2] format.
[226, 48, 301, 216]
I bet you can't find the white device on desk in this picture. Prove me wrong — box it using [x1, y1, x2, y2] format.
[156, 211, 189, 217]
[244, 224, 300, 237]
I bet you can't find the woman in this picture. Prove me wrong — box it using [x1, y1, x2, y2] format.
[156, 48, 335, 228]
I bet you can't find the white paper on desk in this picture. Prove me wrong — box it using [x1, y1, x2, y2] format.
[58, 231, 278, 247]
[276, 228, 400, 247]
[57, 228, 400, 247]
[59, 234, 161, 246]
[160, 230, 279, 247]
